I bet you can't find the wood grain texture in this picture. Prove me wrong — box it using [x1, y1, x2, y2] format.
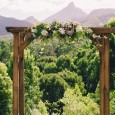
[19, 38, 34, 54]
[104, 37, 110, 115]
[100, 37, 105, 115]
[19, 33, 24, 115]
[13, 33, 19, 115]
[100, 37, 110, 115]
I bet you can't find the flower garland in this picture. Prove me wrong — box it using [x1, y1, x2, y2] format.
[31, 21, 93, 42]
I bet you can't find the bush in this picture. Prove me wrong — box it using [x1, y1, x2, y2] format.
[62, 87, 99, 115]
[0, 62, 12, 115]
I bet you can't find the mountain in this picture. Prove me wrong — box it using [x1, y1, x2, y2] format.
[0, 15, 33, 35]
[44, 2, 87, 23]
[44, 2, 115, 26]
[82, 8, 115, 26]
[25, 16, 40, 25]
[1, 3, 115, 35]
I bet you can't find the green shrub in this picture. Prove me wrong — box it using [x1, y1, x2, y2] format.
[0, 62, 12, 115]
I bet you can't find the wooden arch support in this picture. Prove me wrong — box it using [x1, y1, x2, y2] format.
[6, 27, 115, 115]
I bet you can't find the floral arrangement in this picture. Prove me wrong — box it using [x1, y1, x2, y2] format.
[31, 21, 93, 42]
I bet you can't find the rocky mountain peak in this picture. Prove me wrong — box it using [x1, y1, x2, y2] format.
[68, 2, 75, 7]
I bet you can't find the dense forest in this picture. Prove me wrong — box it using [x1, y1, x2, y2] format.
[0, 18, 115, 115]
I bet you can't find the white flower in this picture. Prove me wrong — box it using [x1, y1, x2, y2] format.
[66, 30, 74, 35]
[76, 25, 83, 32]
[59, 28, 65, 35]
[41, 30, 48, 36]
[31, 29, 37, 33]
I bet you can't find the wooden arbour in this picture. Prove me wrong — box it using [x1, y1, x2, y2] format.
[6, 27, 115, 115]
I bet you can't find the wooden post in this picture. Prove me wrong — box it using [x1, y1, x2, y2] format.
[13, 33, 19, 115]
[104, 37, 110, 115]
[100, 37, 109, 115]
[19, 33, 24, 115]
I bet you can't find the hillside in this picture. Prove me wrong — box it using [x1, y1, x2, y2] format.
[25, 16, 40, 25]
[82, 8, 115, 26]
[0, 15, 33, 35]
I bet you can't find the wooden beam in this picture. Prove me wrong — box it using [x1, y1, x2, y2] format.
[90, 27, 115, 34]
[19, 33, 24, 115]
[104, 37, 110, 115]
[100, 37, 110, 115]
[6, 27, 31, 33]
[100, 37, 105, 115]
[13, 33, 19, 115]
[6, 27, 115, 34]
[19, 38, 34, 54]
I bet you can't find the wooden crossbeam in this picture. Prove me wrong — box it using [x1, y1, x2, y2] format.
[19, 38, 34, 54]
[90, 27, 115, 34]
[6, 27, 115, 34]
[6, 27, 31, 33]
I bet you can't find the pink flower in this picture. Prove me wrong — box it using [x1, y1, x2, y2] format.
[73, 21, 79, 26]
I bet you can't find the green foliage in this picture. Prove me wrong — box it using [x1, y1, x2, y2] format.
[24, 50, 42, 115]
[62, 87, 99, 115]
[39, 74, 67, 103]
[105, 18, 115, 27]
[58, 69, 86, 94]
[56, 55, 71, 71]
[0, 41, 12, 64]
[0, 62, 12, 115]
[109, 34, 115, 90]
[0, 62, 8, 76]
[73, 46, 99, 93]
[110, 90, 115, 115]
[36, 56, 56, 72]
[44, 62, 57, 73]
[39, 74, 67, 114]
[55, 42, 76, 57]
[38, 100, 48, 115]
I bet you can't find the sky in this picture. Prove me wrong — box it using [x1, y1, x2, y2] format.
[0, 0, 115, 21]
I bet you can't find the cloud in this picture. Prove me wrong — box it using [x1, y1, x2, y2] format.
[0, 0, 115, 20]
[1, 0, 115, 13]
[0, 0, 10, 8]
[1, 0, 56, 12]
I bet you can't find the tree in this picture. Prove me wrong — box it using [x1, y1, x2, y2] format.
[62, 86, 99, 115]
[23, 49, 42, 115]
[0, 62, 12, 115]
[56, 55, 71, 71]
[73, 46, 99, 93]
[58, 69, 86, 94]
[39, 73, 67, 114]
[0, 41, 12, 64]
[44, 62, 57, 73]
[39, 73, 67, 103]
[110, 90, 115, 115]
